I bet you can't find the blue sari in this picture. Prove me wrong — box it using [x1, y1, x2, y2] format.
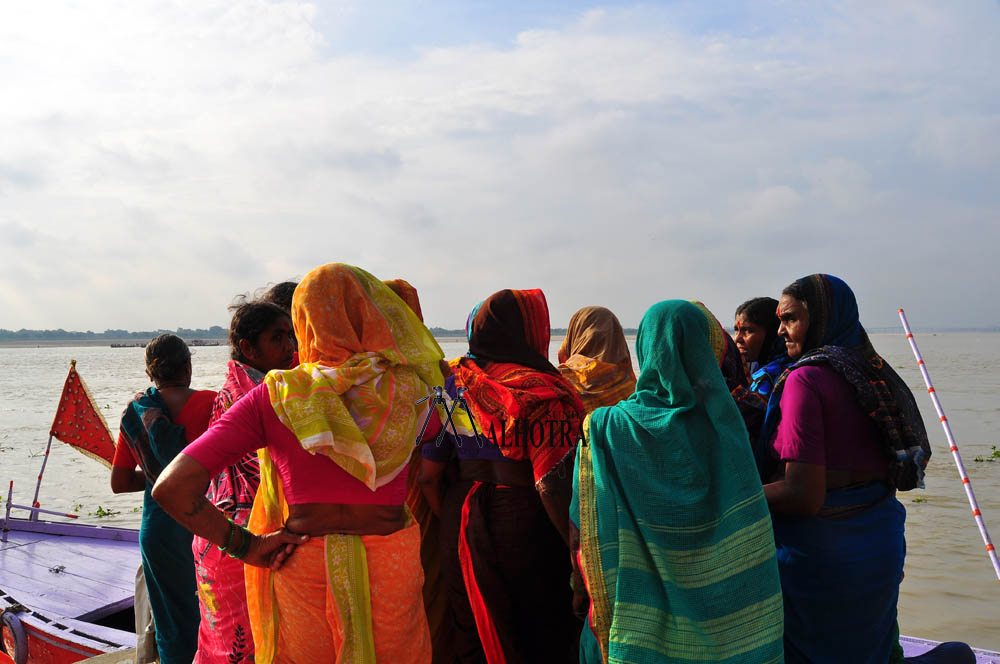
[762, 274, 929, 663]
[773, 483, 905, 664]
[120, 389, 200, 664]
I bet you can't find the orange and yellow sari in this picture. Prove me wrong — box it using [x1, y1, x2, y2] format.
[246, 264, 444, 664]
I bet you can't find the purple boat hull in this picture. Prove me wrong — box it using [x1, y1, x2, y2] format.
[1, 517, 138, 664]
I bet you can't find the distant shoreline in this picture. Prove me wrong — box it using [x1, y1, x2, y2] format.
[1, 330, 998, 350]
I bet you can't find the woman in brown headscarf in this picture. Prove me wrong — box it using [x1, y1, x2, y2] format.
[557, 306, 637, 413]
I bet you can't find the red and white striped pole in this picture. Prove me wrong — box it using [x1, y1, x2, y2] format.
[898, 309, 1000, 582]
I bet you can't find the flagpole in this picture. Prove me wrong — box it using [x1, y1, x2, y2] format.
[29, 435, 54, 523]
[898, 309, 1000, 583]
[2, 481, 12, 544]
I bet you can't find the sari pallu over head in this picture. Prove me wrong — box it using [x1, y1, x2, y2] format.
[264, 263, 445, 490]
[557, 306, 637, 413]
[454, 289, 585, 484]
[572, 300, 783, 664]
[248, 263, 444, 664]
[761, 274, 931, 489]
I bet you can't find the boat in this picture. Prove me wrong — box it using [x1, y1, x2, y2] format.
[1, 361, 139, 664]
[0, 510, 139, 664]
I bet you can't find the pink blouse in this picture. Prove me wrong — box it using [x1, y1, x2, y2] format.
[772, 365, 889, 474]
[182, 383, 408, 505]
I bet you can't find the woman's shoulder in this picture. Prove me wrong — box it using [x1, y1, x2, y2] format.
[785, 363, 851, 397]
[180, 389, 218, 420]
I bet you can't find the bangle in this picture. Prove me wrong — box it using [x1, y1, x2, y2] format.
[228, 525, 253, 560]
[570, 573, 586, 594]
[217, 519, 236, 553]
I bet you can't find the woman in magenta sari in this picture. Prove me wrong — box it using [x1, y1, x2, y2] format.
[192, 300, 295, 664]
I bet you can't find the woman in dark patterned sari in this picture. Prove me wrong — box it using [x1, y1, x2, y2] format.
[192, 300, 295, 664]
[436, 288, 586, 663]
[762, 274, 932, 664]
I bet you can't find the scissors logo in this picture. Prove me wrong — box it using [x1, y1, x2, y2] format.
[414, 386, 486, 448]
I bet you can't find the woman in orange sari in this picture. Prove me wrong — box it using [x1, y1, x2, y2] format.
[557, 306, 636, 413]
[153, 263, 444, 663]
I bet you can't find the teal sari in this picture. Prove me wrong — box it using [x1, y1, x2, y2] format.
[571, 300, 783, 664]
[120, 388, 199, 664]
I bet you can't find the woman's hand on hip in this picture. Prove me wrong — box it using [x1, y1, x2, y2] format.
[244, 529, 310, 570]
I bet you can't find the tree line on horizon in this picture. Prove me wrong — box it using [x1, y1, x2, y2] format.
[0, 326, 228, 341]
[4, 325, 991, 342]
[0, 325, 643, 341]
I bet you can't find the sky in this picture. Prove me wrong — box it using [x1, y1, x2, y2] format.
[1, 0, 998, 332]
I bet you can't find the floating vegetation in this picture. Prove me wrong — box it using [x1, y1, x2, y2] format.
[973, 447, 999, 463]
[89, 505, 120, 518]
[911, 496, 927, 503]
[73, 503, 83, 512]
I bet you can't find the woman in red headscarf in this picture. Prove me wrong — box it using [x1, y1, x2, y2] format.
[428, 288, 586, 663]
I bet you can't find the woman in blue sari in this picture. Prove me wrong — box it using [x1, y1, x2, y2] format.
[761, 274, 931, 664]
[110, 334, 216, 664]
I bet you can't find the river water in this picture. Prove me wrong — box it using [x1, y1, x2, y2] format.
[1, 333, 998, 648]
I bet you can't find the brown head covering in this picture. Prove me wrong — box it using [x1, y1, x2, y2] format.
[468, 288, 556, 374]
[556, 306, 637, 412]
[557, 306, 631, 366]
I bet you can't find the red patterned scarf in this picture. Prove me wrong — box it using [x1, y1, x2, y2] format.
[455, 289, 584, 484]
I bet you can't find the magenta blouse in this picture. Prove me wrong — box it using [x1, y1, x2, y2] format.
[772, 365, 889, 474]
[183, 383, 408, 505]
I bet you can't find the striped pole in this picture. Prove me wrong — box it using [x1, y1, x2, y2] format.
[8, 503, 79, 520]
[898, 309, 1000, 582]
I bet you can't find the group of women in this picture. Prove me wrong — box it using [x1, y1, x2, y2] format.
[110, 263, 961, 664]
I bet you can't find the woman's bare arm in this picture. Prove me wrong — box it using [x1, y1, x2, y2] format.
[764, 461, 826, 515]
[416, 458, 446, 517]
[152, 453, 307, 569]
[110, 465, 146, 493]
[538, 456, 574, 547]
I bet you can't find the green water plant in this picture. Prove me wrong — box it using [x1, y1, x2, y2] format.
[89, 505, 120, 518]
[911, 496, 927, 503]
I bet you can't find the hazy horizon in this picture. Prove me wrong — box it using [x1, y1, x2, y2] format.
[2, 1, 997, 331]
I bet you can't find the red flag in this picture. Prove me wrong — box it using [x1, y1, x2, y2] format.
[49, 360, 115, 468]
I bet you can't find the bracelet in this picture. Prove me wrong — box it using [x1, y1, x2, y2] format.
[570, 572, 586, 594]
[217, 519, 236, 553]
[227, 525, 253, 560]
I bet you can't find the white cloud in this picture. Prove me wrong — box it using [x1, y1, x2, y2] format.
[0, 1, 998, 332]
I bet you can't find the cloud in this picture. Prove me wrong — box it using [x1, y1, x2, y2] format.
[0, 1, 998, 331]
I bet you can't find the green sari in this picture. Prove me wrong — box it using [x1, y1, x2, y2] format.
[571, 300, 783, 663]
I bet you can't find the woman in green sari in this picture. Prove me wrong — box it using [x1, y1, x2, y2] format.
[570, 300, 784, 664]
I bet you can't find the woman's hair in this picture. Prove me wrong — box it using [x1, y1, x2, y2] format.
[229, 301, 291, 362]
[735, 296, 781, 364]
[735, 297, 780, 328]
[261, 281, 298, 314]
[781, 281, 808, 306]
[145, 334, 191, 383]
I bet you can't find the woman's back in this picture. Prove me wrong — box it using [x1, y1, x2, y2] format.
[573, 300, 783, 664]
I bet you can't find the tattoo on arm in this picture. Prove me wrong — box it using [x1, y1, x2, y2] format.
[183, 495, 209, 518]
